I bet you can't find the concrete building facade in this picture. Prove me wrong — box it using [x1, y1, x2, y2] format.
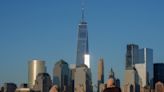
[33, 73, 52, 92]
[74, 65, 92, 92]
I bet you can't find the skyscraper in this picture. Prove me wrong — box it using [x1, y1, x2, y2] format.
[28, 60, 46, 88]
[126, 44, 139, 69]
[76, 7, 89, 67]
[97, 58, 104, 92]
[135, 48, 154, 87]
[154, 63, 164, 84]
[74, 65, 93, 92]
[53, 60, 70, 92]
[124, 44, 140, 92]
[33, 73, 52, 92]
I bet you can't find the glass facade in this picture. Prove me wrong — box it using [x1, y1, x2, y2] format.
[154, 63, 164, 84]
[53, 60, 70, 92]
[126, 44, 139, 69]
[76, 20, 89, 67]
[135, 48, 154, 87]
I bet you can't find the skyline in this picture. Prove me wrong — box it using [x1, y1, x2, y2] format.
[0, 0, 164, 86]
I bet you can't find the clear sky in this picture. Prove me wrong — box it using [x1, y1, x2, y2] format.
[0, 0, 164, 87]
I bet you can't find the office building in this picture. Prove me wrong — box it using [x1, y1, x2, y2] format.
[135, 48, 153, 87]
[97, 58, 104, 92]
[53, 60, 70, 92]
[125, 44, 139, 69]
[70, 64, 76, 92]
[124, 69, 140, 92]
[124, 44, 140, 92]
[33, 73, 52, 92]
[154, 63, 164, 84]
[74, 65, 92, 92]
[28, 60, 46, 88]
[76, 7, 89, 67]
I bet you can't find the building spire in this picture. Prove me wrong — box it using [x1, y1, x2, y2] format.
[81, 1, 85, 22]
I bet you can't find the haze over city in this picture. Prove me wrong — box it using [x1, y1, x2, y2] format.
[0, 0, 164, 89]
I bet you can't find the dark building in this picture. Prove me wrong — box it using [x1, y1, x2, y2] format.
[70, 64, 76, 92]
[33, 73, 52, 92]
[116, 79, 121, 88]
[19, 83, 28, 88]
[154, 63, 164, 84]
[126, 44, 139, 69]
[1, 83, 17, 92]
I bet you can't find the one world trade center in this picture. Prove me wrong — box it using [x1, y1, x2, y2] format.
[76, 7, 90, 68]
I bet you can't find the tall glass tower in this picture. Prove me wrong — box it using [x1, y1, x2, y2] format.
[126, 44, 139, 69]
[76, 7, 89, 67]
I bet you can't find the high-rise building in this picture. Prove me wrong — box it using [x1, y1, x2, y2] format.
[97, 58, 104, 92]
[126, 44, 139, 69]
[154, 63, 164, 84]
[76, 7, 89, 67]
[33, 73, 52, 92]
[28, 60, 46, 88]
[135, 48, 154, 88]
[124, 44, 140, 92]
[74, 65, 92, 92]
[123, 69, 140, 92]
[53, 60, 70, 92]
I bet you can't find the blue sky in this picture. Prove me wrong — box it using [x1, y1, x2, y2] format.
[0, 0, 164, 86]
